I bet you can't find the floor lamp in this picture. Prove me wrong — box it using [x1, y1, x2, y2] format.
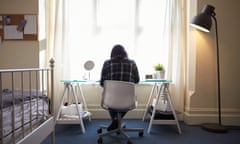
[190, 4, 227, 133]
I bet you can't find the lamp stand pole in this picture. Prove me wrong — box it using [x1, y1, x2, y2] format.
[201, 14, 227, 133]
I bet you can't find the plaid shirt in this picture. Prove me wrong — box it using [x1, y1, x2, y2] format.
[100, 58, 140, 86]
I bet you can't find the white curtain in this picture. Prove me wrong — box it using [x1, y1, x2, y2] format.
[167, 0, 185, 117]
[136, 0, 184, 115]
[46, 0, 185, 116]
[46, 0, 70, 112]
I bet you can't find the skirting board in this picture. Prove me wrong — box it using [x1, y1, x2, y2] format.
[183, 107, 240, 126]
[88, 105, 183, 121]
[89, 107, 240, 126]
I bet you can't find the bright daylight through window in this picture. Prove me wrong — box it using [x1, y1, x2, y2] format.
[66, 0, 172, 80]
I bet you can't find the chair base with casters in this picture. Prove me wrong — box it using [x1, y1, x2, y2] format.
[97, 113, 144, 144]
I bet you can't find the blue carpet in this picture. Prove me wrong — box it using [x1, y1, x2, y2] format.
[42, 119, 240, 144]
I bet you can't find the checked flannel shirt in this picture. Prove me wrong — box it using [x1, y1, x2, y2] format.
[100, 58, 140, 87]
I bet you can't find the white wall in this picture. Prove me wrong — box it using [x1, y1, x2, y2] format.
[184, 0, 240, 125]
[0, 0, 38, 14]
[0, 0, 39, 68]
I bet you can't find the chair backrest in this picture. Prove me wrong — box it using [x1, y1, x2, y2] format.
[101, 80, 136, 111]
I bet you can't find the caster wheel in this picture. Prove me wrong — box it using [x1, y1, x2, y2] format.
[122, 123, 126, 128]
[97, 138, 103, 144]
[139, 131, 144, 137]
[97, 128, 102, 134]
[127, 140, 133, 144]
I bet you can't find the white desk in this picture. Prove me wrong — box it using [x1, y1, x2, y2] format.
[141, 79, 181, 134]
[56, 80, 93, 133]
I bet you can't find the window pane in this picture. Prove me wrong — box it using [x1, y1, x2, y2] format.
[64, 0, 171, 80]
[97, 0, 135, 28]
[136, 0, 170, 77]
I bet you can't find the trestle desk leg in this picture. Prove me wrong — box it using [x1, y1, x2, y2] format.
[147, 84, 164, 133]
[142, 83, 157, 121]
[164, 84, 182, 134]
[56, 83, 69, 121]
[70, 84, 86, 133]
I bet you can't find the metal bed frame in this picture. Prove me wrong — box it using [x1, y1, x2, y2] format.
[0, 59, 55, 144]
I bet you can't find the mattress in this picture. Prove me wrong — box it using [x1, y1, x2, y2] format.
[0, 89, 49, 142]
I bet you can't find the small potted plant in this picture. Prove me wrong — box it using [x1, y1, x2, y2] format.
[154, 64, 164, 71]
[154, 64, 165, 79]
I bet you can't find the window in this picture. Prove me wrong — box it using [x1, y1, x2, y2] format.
[60, 0, 175, 80]
[47, 0, 184, 114]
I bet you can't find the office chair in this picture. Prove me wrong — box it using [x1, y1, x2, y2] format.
[97, 80, 144, 144]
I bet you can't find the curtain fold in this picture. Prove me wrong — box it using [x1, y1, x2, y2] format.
[168, 0, 185, 118]
[46, 0, 70, 112]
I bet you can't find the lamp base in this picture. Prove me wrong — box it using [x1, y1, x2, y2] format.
[201, 123, 228, 133]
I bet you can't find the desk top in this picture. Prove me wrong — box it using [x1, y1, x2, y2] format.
[141, 79, 172, 83]
[61, 80, 89, 83]
[61, 79, 172, 83]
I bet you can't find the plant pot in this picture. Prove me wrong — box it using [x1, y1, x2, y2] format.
[155, 70, 165, 79]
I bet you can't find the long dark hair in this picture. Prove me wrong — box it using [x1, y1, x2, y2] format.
[110, 44, 128, 60]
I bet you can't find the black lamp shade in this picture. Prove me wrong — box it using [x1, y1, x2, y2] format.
[190, 5, 215, 32]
